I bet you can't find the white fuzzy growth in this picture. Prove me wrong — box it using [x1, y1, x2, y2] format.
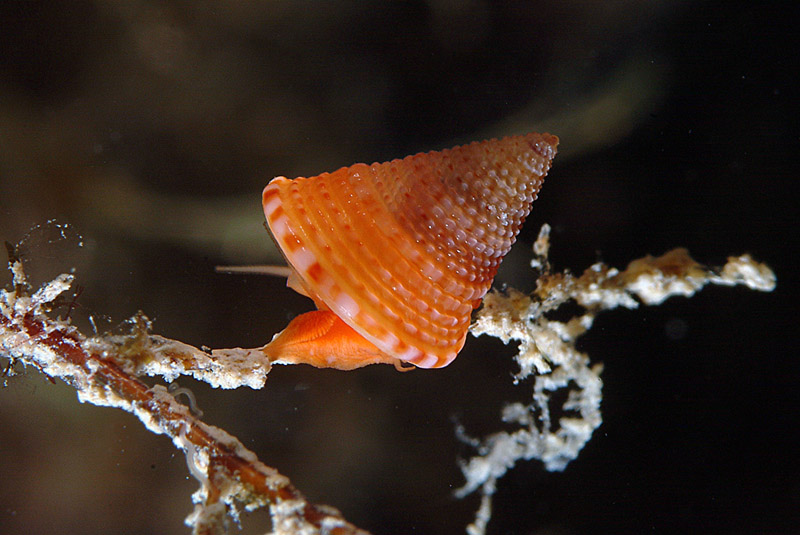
[10, 260, 27, 286]
[1, 267, 88, 386]
[459, 226, 776, 535]
[30, 273, 75, 309]
[83, 334, 271, 390]
[0, 265, 323, 535]
[716, 253, 777, 292]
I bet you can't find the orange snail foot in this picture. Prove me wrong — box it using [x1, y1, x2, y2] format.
[261, 310, 405, 370]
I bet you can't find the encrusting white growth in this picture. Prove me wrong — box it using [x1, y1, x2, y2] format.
[90, 333, 272, 390]
[457, 224, 776, 535]
[0, 259, 368, 535]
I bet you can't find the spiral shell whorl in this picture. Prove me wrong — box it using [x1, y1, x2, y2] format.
[263, 132, 558, 368]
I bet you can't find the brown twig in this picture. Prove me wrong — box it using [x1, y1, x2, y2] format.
[0, 263, 370, 535]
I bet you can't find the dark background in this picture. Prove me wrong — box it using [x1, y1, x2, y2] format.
[0, 1, 797, 534]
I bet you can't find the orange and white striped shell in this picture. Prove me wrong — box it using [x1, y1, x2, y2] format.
[262, 132, 558, 369]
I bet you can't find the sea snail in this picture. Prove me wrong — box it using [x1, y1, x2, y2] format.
[261, 132, 558, 370]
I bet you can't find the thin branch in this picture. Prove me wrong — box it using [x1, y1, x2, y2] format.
[0, 261, 370, 535]
[458, 224, 776, 535]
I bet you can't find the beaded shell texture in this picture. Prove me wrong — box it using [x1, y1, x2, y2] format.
[262, 132, 558, 369]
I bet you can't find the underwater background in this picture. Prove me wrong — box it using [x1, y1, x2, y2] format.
[0, 1, 797, 534]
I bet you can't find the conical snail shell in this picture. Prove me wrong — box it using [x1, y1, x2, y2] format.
[262, 132, 558, 369]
